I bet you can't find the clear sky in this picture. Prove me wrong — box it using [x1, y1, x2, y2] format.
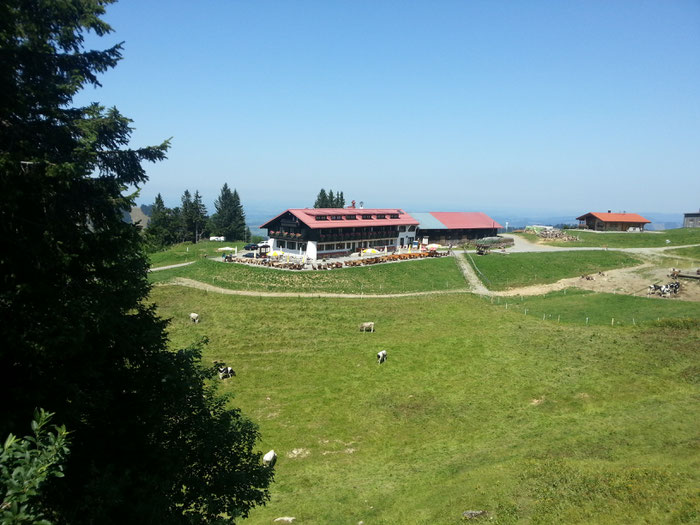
[76, 0, 700, 218]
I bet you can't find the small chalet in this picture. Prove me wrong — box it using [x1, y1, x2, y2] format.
[576, 212, 651, 231]
[260, 206, 419, 260]
[411, 212, 502, 244]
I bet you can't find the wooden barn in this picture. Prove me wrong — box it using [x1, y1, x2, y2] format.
[576, 212, 651, 231]
[411, 212, 502, 244]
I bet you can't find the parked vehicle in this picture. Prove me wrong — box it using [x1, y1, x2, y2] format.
[244, 243, 259, 250]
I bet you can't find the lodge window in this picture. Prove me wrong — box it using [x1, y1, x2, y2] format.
[346, 215, 356, 220]
[362, 214, 372, 220]
[316, 215, 328, 221]
[278, 240, 286, 248]
[398, 225, 406, 232]
[288, 241, 296, 249]
[331, 215, 343, 220]
[376, 214, 386, 219]
[408, 225, 416, 231]
[336, 243, 344, 250]
[390, 214, 399, 219]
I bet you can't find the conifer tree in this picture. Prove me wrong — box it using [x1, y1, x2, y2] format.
[0, 2, 273, 523]
[314, 188, 328, 208]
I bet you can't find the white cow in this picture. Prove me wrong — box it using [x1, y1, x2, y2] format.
[359, 322, 375, 332]
[189, 312, 199, 324]
[263, 449, 277, 468]
[377, 350, 387, 364]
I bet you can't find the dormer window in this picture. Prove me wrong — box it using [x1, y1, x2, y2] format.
[316, 215, 328, 221]
[390, 214, 399, 219]
[376, 214, 386, 219]
[362, 214, 372, 220]
[331, 215, 343, 220]
[346, 215, 356, 220]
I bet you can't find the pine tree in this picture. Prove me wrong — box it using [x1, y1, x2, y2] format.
[328, 189, 335, 208]
[192, 190, 208, 243]
[231, 189, 247, 240]
[337, 191, 345, 208]
[0, 2, 273, 523]
[211, 183, 236, 240]
[146, 193, 177, 248]
[314, 188, 328, 208]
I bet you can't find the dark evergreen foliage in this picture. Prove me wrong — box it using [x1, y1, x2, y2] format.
[313, 188, 346, 208]
[210, 183, 246, 241]
[0, 1, 273, 522]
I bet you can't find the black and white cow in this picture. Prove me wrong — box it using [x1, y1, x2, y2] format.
[377, 350, 387, 364]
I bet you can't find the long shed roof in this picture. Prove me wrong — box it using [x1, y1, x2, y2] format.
[411, 211, 502, 230]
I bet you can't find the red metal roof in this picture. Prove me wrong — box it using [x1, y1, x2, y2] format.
[260, 208, 419, 230]
[428, 212, 502, 229]
[576, 212, 650, 223]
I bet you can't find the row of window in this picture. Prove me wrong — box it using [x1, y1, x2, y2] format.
[315, 213, 400, 221]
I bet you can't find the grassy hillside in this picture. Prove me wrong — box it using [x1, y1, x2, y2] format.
[478, 288, 700, 326]
[527, 228, 700, 248]
[151, 287, 700, 524]
[149, 240, 247, 268]
[465, 251, 641, 291]
[665, 245, 700, 261]
[150, 257, 467, 294]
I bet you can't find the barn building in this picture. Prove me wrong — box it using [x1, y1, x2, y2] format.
[260, 207, 418, 260]
[576, 212, 651, 231]
[411, 212, 502, 244]
[683, 210, 700, 228]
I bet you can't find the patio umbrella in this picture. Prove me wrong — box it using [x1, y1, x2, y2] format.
[427, 243, 441, 251]
[216, 247, 235, 251]
[269, 250, 284, 257]
[362, 248, 379, 254]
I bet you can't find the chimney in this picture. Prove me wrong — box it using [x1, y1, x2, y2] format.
[608, 210, 611, 213]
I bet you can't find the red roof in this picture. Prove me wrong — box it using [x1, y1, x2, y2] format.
[429, 212, 502, 230]
[261, 208, 419, 230]
[576, 212, 650, 224]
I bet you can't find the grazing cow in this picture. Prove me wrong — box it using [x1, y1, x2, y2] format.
[263, 449, 277, 468]
[218, 366, 235, 380]
[359, 322, 375, 333]
[377, 350, 387, 364]
[189, 312, 199, 324]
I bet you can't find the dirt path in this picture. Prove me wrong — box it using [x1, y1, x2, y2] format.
[452, 252, 489, 295]
[149, 261, 195, 272]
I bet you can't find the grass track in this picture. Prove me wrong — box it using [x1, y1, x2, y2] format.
[152, 287, 700, 524]
[149, 256, 466, 294]
[465, 251, 641, 291]
[665, 246, 700, 261]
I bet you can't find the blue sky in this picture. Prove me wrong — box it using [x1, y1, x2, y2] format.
[76, 1, 700, 219]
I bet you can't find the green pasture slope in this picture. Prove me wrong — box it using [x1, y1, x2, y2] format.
[530, 228, 700, 248]
[665, 245, 700, 261]
[479, 288, 700, 327]
[151, 286, 699, 524]
[465, 251, 641, 291]
[150, 257, 466, 295]
[149, 240, 247, 268]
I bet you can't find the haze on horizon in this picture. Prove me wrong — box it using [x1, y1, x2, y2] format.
[77, 1, 700, 216]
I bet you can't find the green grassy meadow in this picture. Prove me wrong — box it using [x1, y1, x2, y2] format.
[478, 288, 700, 326]
[465, 251, 641, 291]
[150, 257, 467, 294]
[665, 246, 700, 262]
[524, 228, 700, 248]
[151, 285, 700, 524]
[149, 240, 247, 268]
